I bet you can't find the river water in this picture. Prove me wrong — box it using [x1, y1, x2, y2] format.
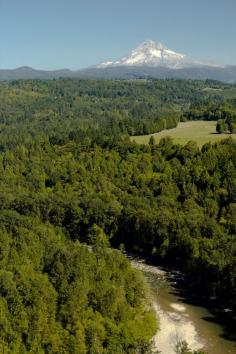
[130, 259, 236, 354]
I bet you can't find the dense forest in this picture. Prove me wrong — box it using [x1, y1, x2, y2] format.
[0, 78, 235, 353]
[183, 98, 236, 133]
[0, 78, 235, 148]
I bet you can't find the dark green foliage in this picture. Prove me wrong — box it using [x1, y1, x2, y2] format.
[149, 136, 156, 146]
[0, 220, 156, 353]
[219, 120, 225, 133]
[216, 114, 236, 134]
[175, 340, 207, 354]
[0, 124, 235, 312]
[182, 97, 236, 134]
[0, 79, 235, 352]
[0, 78, 234, 151]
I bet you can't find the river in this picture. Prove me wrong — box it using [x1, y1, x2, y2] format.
[130, 258, 236, 354]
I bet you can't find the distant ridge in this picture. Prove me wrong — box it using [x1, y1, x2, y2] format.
[1, 65, 236, 83]
[0, 66, 75, 81]
[1, 40, 236, 82]
[80, 65, 236, 83]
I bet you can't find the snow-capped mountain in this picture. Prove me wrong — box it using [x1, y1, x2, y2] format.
[96, 40, 213, 69]
[1, 40, 235, 82]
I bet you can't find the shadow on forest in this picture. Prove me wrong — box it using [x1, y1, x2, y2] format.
[210, 132, 231, 135]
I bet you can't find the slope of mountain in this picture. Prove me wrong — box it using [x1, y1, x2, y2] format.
[80, 65, 236, 83]
[96, 40, 206, 69]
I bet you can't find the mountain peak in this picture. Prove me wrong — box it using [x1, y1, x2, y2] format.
[96, 39, 207, 69]
[138, 40, 166, 51]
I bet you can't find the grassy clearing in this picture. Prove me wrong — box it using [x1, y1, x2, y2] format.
[132, 121, 236, 147]
[203, 86, 236, 99]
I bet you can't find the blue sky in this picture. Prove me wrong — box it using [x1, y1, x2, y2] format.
[0, 0, 235, 69]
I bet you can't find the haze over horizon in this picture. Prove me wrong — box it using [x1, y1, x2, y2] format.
[1, 0, 236, 70]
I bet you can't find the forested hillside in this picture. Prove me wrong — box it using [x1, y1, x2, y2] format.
[0, 221, 156, 353]
[0, 79, 235, 148]
[0, 79, 235, 353]
[183, 98, 236, 133]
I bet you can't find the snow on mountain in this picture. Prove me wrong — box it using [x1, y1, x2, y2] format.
[96, 40, 213, 69]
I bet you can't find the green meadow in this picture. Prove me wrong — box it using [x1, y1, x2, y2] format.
[132, 120, 236, 147]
